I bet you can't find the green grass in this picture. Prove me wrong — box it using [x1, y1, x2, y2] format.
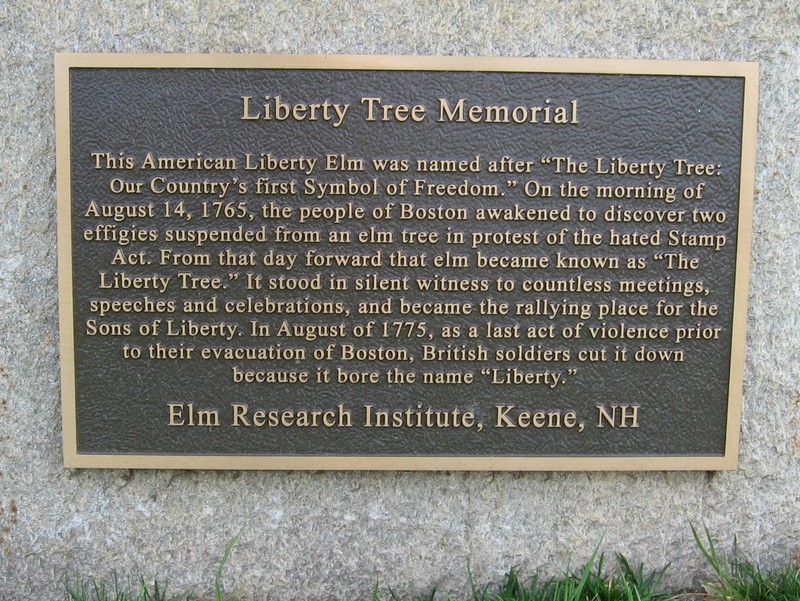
[64, 533, 240, 601]
[213, 532, 240, 601]
[63, 527, 800, 601]
[692, 524, 800, 601]
[374, 545, 669, 601]
[64, 574, 194, 601]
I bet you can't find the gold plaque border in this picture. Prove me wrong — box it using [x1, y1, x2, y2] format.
[55, 54, 758, 471]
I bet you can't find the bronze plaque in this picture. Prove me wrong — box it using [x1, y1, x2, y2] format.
[56, 54, 758, 470]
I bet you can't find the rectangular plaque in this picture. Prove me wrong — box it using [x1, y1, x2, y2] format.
[56, 54, 758, 470]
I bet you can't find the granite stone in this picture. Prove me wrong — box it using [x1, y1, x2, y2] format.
[0, 1, 799, 599]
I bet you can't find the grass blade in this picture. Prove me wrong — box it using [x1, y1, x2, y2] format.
[214, 531, 242, 601]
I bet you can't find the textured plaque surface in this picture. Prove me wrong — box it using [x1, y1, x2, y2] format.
[56, 55, 757, 470]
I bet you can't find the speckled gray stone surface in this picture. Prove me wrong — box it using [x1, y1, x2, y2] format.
[1, 2, 799, 599]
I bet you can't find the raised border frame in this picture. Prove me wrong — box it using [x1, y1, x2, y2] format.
[55, 54, 758, 470]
